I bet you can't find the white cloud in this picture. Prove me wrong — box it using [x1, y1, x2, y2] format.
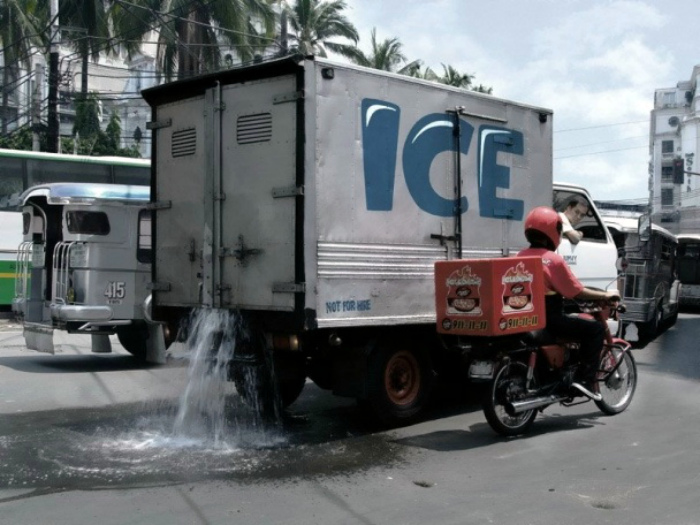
[337, 0, 698, 200]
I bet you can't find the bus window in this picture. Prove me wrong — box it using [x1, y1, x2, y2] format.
[137, 209, 152, 264]
[66, 211, 110, 235]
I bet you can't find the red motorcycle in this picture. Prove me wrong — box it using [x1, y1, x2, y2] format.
[476, 298, 636, 436]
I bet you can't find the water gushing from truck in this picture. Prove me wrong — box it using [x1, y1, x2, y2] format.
[172, 307, 283, 448]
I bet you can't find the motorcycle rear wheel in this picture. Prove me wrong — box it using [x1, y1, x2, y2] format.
[483, 361, 537, 436]
[594, 344, 637, 415]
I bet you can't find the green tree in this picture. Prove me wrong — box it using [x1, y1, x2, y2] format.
[438, 64, 474, 88]
[111, 0, 277, 81]
[105, 111, 121, 151]
[437, 64, 492, 93]
[346, 28, 420, 75]
[0, 0, 43, 134]
[283, 0, 358, 58]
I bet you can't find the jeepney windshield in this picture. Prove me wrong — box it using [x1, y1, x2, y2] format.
[66, 210, 110, 235]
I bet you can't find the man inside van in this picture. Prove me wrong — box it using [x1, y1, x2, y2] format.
[559, 195, 589, 245]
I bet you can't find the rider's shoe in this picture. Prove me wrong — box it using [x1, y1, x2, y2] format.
[571, 381, 602, 401]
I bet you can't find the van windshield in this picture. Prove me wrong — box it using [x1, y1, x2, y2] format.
[66, 211, 110, 235]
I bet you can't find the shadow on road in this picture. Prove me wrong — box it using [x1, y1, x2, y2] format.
[635, 313, 700, 383]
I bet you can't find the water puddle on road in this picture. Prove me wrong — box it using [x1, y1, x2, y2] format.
[5, 309, 289, 488]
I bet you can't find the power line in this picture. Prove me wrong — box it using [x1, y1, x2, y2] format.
[554, 144, 647, 160]
[555, 119, 648, 133]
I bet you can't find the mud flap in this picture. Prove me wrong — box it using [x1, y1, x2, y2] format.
[145, 323, 167, 364]
[23, 323, 55, 354]
[91, 334, 112, 353]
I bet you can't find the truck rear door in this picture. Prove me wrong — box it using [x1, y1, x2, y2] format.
[206, 75, 298, 310]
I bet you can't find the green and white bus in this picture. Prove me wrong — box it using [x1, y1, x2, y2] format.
[0, 148, 150, 309]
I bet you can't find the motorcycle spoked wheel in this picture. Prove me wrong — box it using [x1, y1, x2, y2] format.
[594, 344, 637, 415]
[483, 361, 538, 436]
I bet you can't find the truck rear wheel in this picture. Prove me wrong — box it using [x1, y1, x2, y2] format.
[362, 341, 433, 426]
[272, 353, 307, 407]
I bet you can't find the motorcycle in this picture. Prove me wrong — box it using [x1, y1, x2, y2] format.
[472, 298, 637, 436]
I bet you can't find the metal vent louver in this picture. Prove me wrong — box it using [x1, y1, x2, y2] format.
[171, 128, 197, 157]
[237, 113, 272, 144]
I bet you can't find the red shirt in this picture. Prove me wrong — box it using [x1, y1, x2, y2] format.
[517, 247, 584, 299]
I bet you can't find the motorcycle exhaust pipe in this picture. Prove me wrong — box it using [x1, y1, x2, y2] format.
[507, 395, 568, 414]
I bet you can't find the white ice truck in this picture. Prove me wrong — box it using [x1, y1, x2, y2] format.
[142, 56, 617, 423]
[13, 183, 170, 363]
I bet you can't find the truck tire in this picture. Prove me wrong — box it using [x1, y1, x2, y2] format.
[362, 341, 433, 426]
[271, 353, 307, 407]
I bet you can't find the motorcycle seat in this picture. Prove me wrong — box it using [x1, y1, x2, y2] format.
[522, 329, 557, 345]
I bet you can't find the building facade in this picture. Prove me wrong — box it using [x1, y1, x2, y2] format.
[650, 65, 700, 230]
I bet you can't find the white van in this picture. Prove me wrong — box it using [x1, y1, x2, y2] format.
[553, 183, 620, 293]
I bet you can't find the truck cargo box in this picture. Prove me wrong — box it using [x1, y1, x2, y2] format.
[143, 56, 553, 332]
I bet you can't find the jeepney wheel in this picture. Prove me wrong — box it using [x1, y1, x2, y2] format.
[116, 324, 148, 359]
[362, 341, 433, 426]
[644, 303, 663, 338]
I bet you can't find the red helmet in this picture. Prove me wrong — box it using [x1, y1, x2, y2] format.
[524, 206, 563, 249]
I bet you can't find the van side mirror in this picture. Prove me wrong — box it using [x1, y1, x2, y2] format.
[638, 214, 651, 242]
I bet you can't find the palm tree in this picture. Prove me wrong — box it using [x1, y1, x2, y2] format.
[346, 28, 420, 75]
[0, 0, 43, 134]
[283, 0, 358, 58]
[438, 64, 474, 88]
[60, 0, 110, 97]
[409, 64, 438, 82]
[437, 63, 492, 93]
[111, 0, 277, 81]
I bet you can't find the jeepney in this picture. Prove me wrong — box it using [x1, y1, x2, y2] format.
[13, 183, 170, 363]
[604, 215, 679, 340]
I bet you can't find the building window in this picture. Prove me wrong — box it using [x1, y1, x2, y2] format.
[661, 188, 674, 207]
[663, 91, 676, 106]
[661, 140, 674, 154]
[661, 165, 674, 181]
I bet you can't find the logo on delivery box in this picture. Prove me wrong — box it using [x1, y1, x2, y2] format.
[501, 261, 535, 314]
[445, 265, 482, 315]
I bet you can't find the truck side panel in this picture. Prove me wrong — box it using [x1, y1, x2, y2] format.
[307, 63, 552, 327]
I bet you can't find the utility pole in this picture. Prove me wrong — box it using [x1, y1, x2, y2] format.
[279, 9, 288, 56]
[32, 63, 45, 151]
[47, 0, 60, 153]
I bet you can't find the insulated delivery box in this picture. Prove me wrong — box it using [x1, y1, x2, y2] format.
[435, 256, 546, 337]
[142, 56, 554, 424]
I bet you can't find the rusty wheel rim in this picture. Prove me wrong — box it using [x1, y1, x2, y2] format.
[384, 350, 421, 406]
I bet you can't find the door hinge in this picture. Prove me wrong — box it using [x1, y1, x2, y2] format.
[147, 282, 171, 292]
[147, 200, 172, 210]
[272, 185, 304, 198]
[146, 118, 172, 130]
[273, 90, 304, 104]
[272, 282, 306, 293]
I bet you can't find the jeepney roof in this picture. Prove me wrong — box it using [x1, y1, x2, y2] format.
[21, 183, 150, 206]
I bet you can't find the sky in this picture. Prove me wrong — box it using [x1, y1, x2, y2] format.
[338, 0, 699, 202]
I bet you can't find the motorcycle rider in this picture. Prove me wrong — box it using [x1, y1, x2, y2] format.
[518, 206, 620, 398]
